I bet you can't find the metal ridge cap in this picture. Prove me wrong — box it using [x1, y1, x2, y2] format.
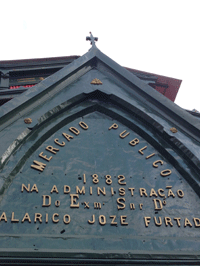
[94, 49, 200, 134]
[0, 54, 97, 127]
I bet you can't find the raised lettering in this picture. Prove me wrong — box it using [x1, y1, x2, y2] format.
[139, 188, 147, 197]
[31, 184, 38, 193]
[99, 215, 106, 225]
[39, 152, 52, 162]
[118, 175, 126, 185]
[83, 174, 86, 184]
[153, 160, 163, 168]
[129, 138, 139, 146]
[62, 133, 74, 141]
[146, 153, 155, 159]
[194, 218, 200, 227]
[153, 199, 163, 210]
[109, 123, 118, 130]
[45, 213, 48, 223]
[105, 175, 112, 185]
[150, 188, 158, 197]
[94, 202, 101, 209]
[117, 198, 125, 210]
[22, 213, 31, 223]
[154, 216, 162, 226]
[31, 160, 46, 172]
[168, 189, 175, 198]
[21, 184, 30, 192]
[55, 200, 60, 207]
[0, 212, 7, 222]
[84, 202, 89, 209]
[160, 169, 171, 177]
[42, 195, 51, 207]
[164, 217, 173, 227]
[97, 187, 106, 196]
[174, 217, 181, 227]
[138, 146, 147, 155]
[119, 187, 125, 196]
[120, 215, 128, 225]
[119, 130, 130, 139]
[64, 185, 71, 194]
[184, 218, 192, 227]
[63, 214, 71, 224]
[11, 212, 19, 223]
[54, 138, 65, 147]
[157, 188, 165, 198]
[177, 189, 184, 198]
[88, 214, 95, 224]
[69, 127, 80, 135]
[70, 194, 79, 208]
[110, 215, 117, 225]
[52, 213, 59, 223]
[128, 188, 135, 196]
[76, 186, 85, 195]
[34, 213, 42, 223]
[79, 121, 88, 130]
[51, 185, 59, 194]
[92, 174, 99, 184]
[144, 217, 151, 227]
[46, 145, 59, 155]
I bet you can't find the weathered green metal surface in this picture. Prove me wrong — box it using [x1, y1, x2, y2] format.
[0, 102, 200, 262]
[0, 45, 200, 264]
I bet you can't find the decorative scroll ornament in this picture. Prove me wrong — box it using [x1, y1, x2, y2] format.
[90, 78, 103, 85]
[24, 118, 32, 124]
[170, 127, 178, 133]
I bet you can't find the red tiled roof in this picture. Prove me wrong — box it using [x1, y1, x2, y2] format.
[126, 67, 182, 102]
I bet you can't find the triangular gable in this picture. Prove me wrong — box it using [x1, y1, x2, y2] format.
[0, 45, 199, 141]
[0, 38, 200, 264]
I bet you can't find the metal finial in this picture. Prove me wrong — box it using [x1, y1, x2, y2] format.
[86, 32, 98, 47]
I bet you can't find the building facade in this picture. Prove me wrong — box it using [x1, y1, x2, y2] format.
[0, 34, 200, 265]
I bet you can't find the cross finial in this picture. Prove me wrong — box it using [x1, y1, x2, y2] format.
[86, 32, 98, 47]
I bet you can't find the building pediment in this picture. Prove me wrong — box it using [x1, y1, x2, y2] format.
[0, 35, 200, 264]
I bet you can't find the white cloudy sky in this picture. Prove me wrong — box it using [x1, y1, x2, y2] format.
[0, 0, 199, 111]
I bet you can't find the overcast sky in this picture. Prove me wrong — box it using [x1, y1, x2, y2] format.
[0, 0, 199, 111]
